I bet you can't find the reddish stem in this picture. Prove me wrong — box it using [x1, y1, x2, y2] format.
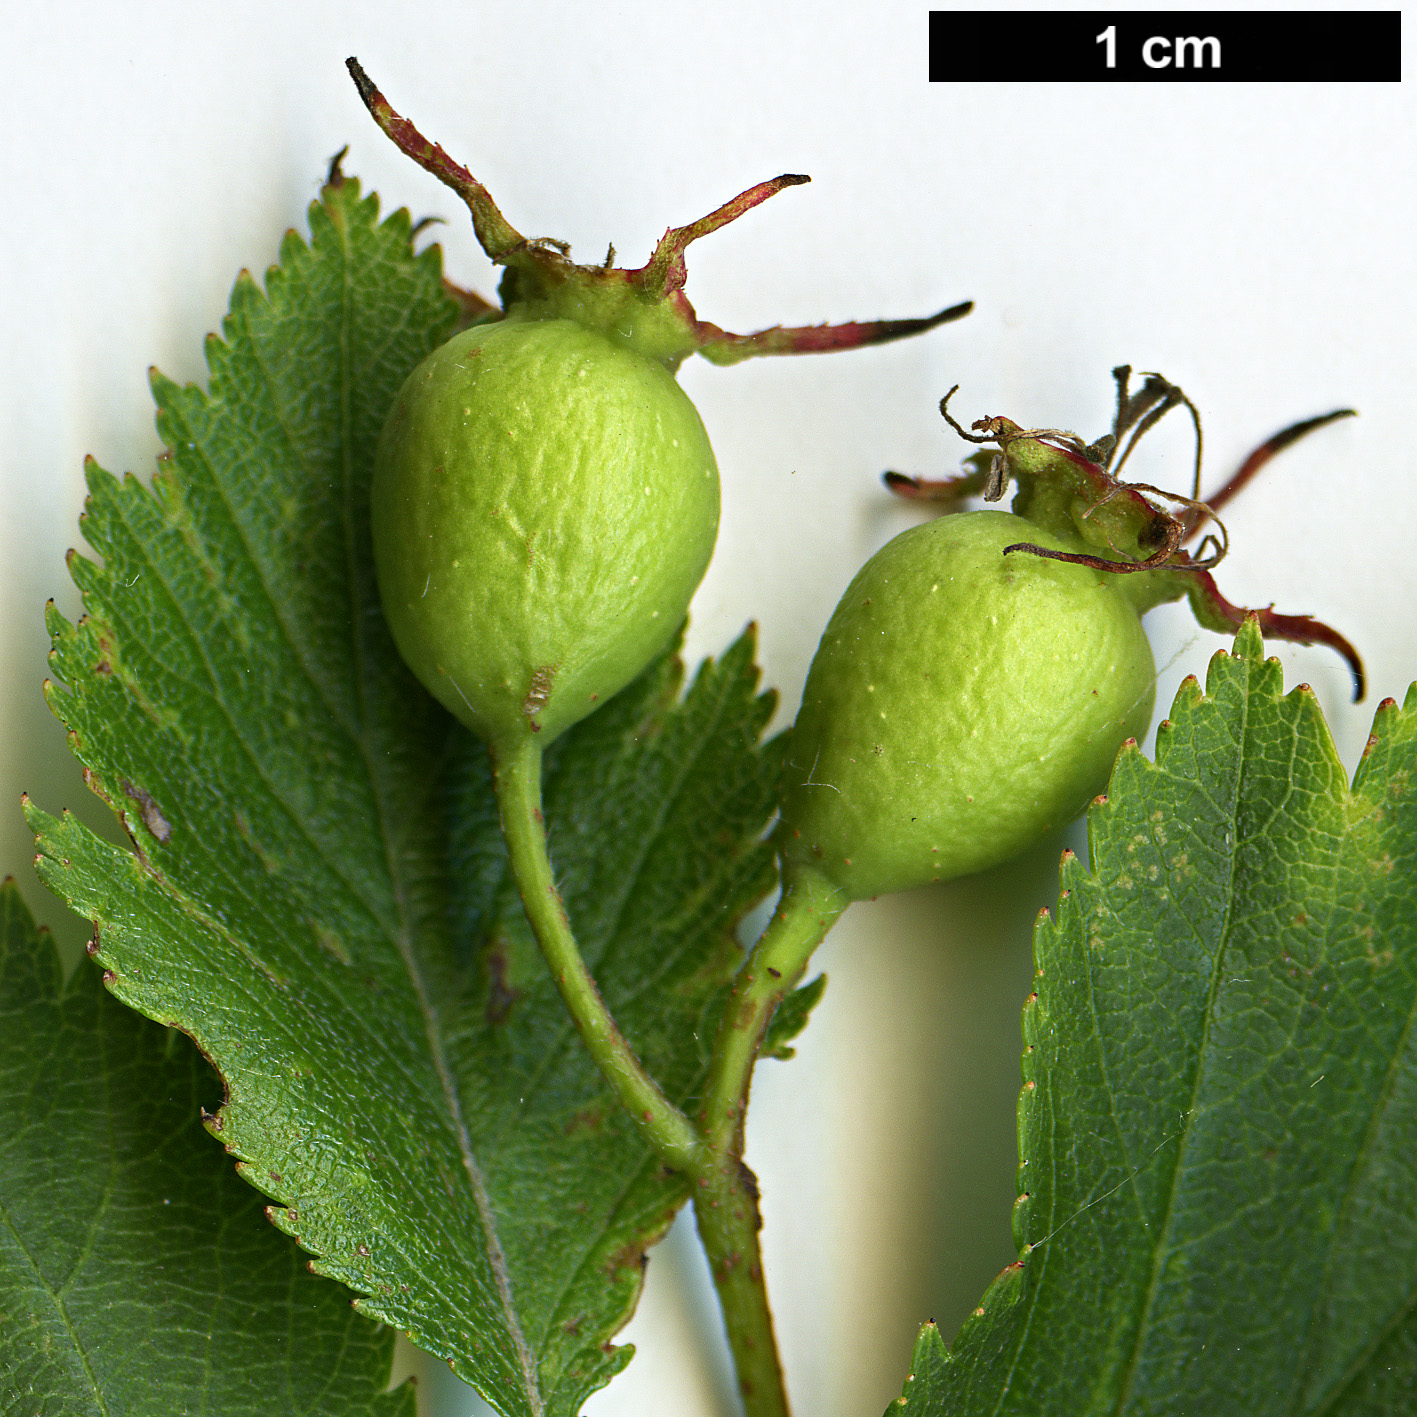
[346, 57, 524, 260]
[1189, 574, 1365, 701]
[637, 175, 810, 298]
[1182, 408, 1356, 541]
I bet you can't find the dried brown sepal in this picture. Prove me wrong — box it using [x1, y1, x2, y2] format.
[891, 372, 1365, 700]
[1187, 589, 1365, 703]
[1001, 533, 1182, 576]
[879, 457, 989, 506]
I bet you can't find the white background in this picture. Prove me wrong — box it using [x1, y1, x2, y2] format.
[3, 4, 1412, 1415]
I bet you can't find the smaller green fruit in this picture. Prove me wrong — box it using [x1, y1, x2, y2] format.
[779, 510, 1155, 899]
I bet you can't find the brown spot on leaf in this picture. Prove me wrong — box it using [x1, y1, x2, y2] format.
[120, 780, 171, 843]
[565, 1105, 605, 1136]
[604, 1239, 648, 1280]
[485, 938, 522, 1026]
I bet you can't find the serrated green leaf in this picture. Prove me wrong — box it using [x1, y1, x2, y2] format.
[896, 620, 1417, 1415]
[28, 173, 781, 1417]
[761, 973, 826, 1061]
[887, 1323, 950, 1411]
[0, 880, 413, 1416]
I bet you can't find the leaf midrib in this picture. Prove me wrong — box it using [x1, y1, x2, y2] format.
[1111, 680, 1254, 1414]
[326, 220, 541, 1414]
[0, 1183, 112, 1415]
[101, 221, 545, 1410]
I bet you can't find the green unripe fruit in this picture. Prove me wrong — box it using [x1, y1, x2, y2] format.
[373, 317, 718, 750]
[779, 510, 1155, 899]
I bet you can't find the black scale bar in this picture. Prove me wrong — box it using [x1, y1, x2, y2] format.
[929, 11, 1401, 82]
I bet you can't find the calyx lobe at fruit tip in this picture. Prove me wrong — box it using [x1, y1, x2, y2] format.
[346, 57, 970, 370]
[886, 365, 1364, 700]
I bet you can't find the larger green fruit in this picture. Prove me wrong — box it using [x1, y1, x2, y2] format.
[352, 63, 968, 757]
[373, 317, 719, 750]
[779, 510, 1155, 899]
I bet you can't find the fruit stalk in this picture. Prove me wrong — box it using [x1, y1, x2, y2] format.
[492, 740, 704, 1172]
[692, 1152, 793, 1417]
[495, 736, 802, 1415]
[675, 864, 846, 1417]
[702, 864, 845, 1153]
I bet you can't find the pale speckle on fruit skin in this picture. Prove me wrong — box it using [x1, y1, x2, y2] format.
[779, 509, 1155, 900]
